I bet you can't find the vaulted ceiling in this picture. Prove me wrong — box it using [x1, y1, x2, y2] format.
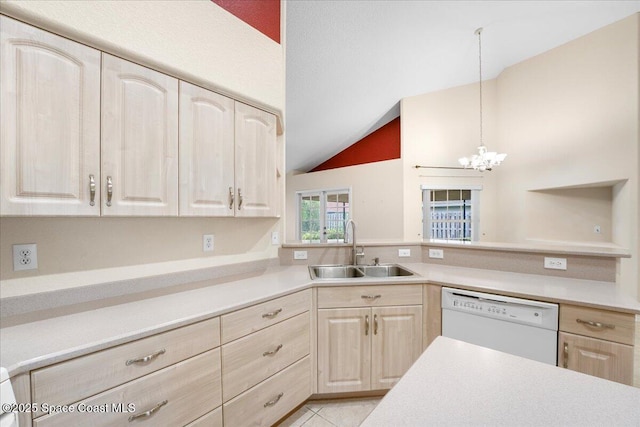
[285, 1, 640, 172]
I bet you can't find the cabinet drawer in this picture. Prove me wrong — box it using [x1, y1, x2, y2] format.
[317, 285, 422, 309]
[223, 356, 311, 427]
[559, 332, 633, 385]
[32, 317, 220, 408]
[34, 348, 222, 427]
[221, 290, 311, 343]
[560, 305, 635, 345]
[222, 312, 310, 401]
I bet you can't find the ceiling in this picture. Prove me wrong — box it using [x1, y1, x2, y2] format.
[285, 1, 640, 172]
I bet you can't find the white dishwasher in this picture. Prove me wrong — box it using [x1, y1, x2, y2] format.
[442, 287, 559, 365]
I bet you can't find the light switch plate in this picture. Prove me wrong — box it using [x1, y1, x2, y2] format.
[294, 250, 308, 260]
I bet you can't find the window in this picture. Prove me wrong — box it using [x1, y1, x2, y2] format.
[422, 187, 480, 242]
[297, 189, 351, 243]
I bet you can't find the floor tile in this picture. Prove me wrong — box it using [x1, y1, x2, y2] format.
[277, 406, 315, 427]
[314, 398, 382, 427]
[301, 413, 337, 427]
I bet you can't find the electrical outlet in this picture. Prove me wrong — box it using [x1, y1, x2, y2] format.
[594, 225, 601, 234]
[544, 257, 567, 270]
[203, 234, 214, 252]
[398, 249, 411, 257]
[271, 231, 280, 245]
[429, 249, 444, 259]
[294, 250, 308, 260]
[13, 243, 38, 271]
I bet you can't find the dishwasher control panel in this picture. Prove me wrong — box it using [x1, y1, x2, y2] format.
[442, 287, 559, 330]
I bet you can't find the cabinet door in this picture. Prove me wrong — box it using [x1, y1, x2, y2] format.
[234, 102, 277, 217]
[0, 16, 100, 216]
[101, 53, 178, 216]
[371, 306, 423, 390]
[317, 308, 371, 393]
[179, 82, 235, 216]
[559, 332, 633, 385]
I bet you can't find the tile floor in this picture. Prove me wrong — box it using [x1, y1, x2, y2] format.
[277, 397, 382, 427]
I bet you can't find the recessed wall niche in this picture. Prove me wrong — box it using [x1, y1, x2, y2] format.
[525, 183, 622, 245]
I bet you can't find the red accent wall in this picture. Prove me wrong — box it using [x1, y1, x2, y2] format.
[311, 117, 401, 172]
[211, 0, 281, 44]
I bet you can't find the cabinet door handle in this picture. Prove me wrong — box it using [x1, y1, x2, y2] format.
[262, 308, 282, 319]
[374, 314, 378, 335]
[106, 176, 113, 207]
[237, 188, 243, 210]
[264, 392, 283, 408]
[125, 349, 166, 366]
[576, 318, 615, 330]
[89, 175, 96, 206]
[365, 315, 369, 336]
[263, 344, 283, 357]
[128, 400, 167, 422]
[361, 295, 381, 301]
[228, 187, 234, 209]
[563, 342, 569, 368]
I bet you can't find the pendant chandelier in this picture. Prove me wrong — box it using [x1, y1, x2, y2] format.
[458, 27, 506, 172]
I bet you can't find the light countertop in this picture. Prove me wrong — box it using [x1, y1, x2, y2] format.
[1, 263, 639, 377]
[362, 336, 640, 426]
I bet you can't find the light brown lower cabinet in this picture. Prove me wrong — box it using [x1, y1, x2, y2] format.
[33, 349, 222, 427]
[223, 356, 311, 427]
[317, 305, 423, 393]
[558, 332, 633, 385]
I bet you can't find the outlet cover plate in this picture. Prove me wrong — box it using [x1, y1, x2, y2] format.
[398, 249, 411, 257]
[13, 243, 38, 271]
[294, 250, 308, 260]
[428, 249, 444, 259]
[203, 234, 214, 252]
[544, 257, 567, 270]
[271, 231, 280, 245]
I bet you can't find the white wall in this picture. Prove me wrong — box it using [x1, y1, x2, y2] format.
[286, 160, 405, 242]
[394, 14, 639, 298]
[401, 80, 501, 243]
[495, 14, 638, 298]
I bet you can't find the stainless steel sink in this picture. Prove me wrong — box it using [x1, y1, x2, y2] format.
[309, 264, 415, 280]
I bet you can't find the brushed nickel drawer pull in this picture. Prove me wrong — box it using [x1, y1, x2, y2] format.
[563, 342, 569, 368]
[89, 174, 96, 206]
[576, 319, 615, 330]
[237, 188, 243, 210]
[361, 295, 381, 300]
[128, 400, 167, 422]
[126, 349, 166, 366]
[374, 314, 378, 335]
[228, 187, 235, 209]
[263, 344, 283, 357]
[262, 308, 283, 319]
[106, 176, 113, 207]
[264, 393, 283, 408]
[365, 315, 369, 336]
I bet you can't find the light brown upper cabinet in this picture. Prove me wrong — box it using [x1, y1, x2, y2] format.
[179, 85, 278, 217]
[179, 81, 235, 216]
[0, 16, 101, 216]
[234, 102, 278, 217]
[101, 54, 179, 216]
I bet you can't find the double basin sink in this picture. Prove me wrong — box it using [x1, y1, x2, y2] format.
[309, 264, 415, 280]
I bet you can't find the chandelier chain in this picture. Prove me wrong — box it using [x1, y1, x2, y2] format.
[477, 27, 483, 148]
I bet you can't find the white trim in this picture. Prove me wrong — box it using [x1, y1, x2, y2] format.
[421, 184, 483, 191]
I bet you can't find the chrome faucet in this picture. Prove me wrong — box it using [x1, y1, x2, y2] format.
[345, 219, 365, 265]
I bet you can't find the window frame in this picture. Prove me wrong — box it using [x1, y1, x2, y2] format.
[296, 187, 352, 243]
[421, 185, 481, 242]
